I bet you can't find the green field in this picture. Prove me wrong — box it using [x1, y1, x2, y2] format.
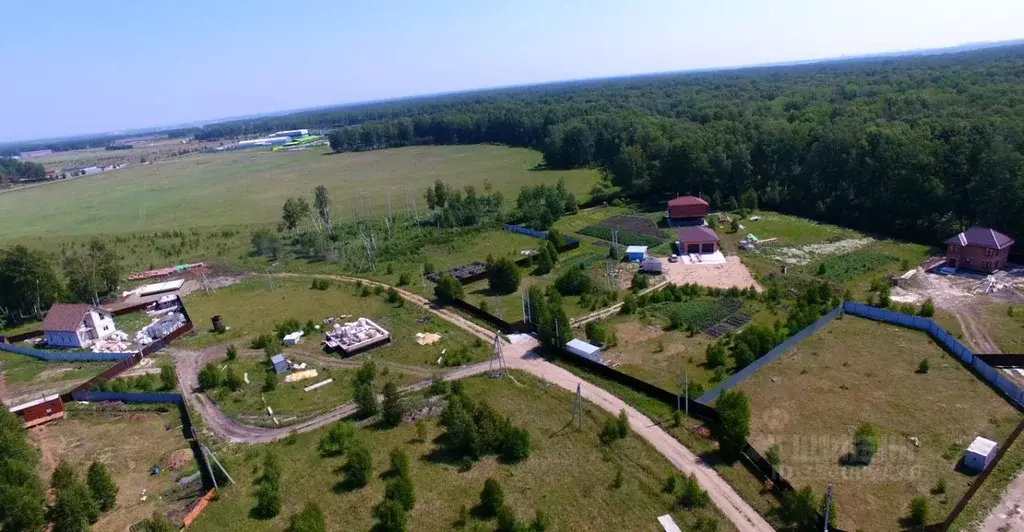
[191, 372, 730, 532]
[0, 145, 597, 241]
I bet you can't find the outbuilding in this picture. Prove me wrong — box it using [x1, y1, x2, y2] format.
[640, 257, 663, 274]
[944, 227, 1015, 273]
[676, 226, 720, 255]
[963, 436, 998, 472]
[270, 354, 289, 375]
[566, 339, 602, 363]
[625, 245, 648, 262]
[9, 394, 65, 428]
[666, 196, 710, 227]
[41, 303, 117, 349]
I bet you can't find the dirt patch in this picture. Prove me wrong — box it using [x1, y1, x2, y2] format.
[660, 256, 761, 291]
[163, 448, 193, 470]
[764, 237, 874, 265]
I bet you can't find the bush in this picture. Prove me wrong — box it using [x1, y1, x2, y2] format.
[159, 364, 177, 391]
[620, 293, 637, 314]
[383, 475, 415, 511]
[530, 509, 552, 532]
[631, 272, 649, 292]
[224, 367, 243, 391]
[251, 332, 276, 349]
[778, 486, 817, 529]
[397, 272, 411, 286]
[496, 505, 520, 532]
[664, 475, 678, 494]
[197, 363, 221, 390]
[253, 483, 281, 519]
[488, 257, 521, 295]
[585, 322, 608, 346]
[918, 358, 930, 374]
[263, 371, 278, 392]
[310, 279, 331, 290]
[86, 462, 118, 512]
[480, 478, 504, 517]
[852, 423, 879, 465]
[343, 443, 373, 489]
[434, 272, 465, 303]
[705, 343, 727, 369]
[611, 466, 624, 489]
[140, 511, 177, 532]
[275, 318, 302, 339]
[318, 421, 355, 457]
[286, 503, 326, 532]
[932, 477, 947, 494]
[714, 389, 750, 460]
[554, 264, 593, 295]
[501, 426, 532, 462]
[226, 344, 237, 360]
[766, 444, 781, 467]
[919, 297, 935, 317]
[677, 474, 710, 509]
[909, 496, 928, 526]
[534, 246, 554, 274]
[354, 381, 378, 418]
[386, 287, 402, 304]
[372, 499, 407, 532]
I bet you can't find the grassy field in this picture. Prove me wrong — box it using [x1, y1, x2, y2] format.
[0, 145, 597, 240]
[30, 406, 199, 532]
[949, 429, 1024, 530]
[207, 348, 422, 426]
[736, 316, 1021, 531]
[983, 303, 1024, 354]
[181, 277, 489, 369]
[0, 350, 110, 402]
[190, 372, 730, 532]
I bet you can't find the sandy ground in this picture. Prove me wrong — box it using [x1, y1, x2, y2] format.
[177, 273, 774, 532]
[978, 471, 1024, 531]
[660, 255, 762, 291]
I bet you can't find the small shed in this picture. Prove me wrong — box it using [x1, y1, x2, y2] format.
[270, 354, 289, 375]
[625, 245, 648, 262]
[9, 394, 65, 428]
[566, 339, 602, 363]
[283, 331, 304, 345]
[964, 436, 998, 472]
[640, 257, 663, 274]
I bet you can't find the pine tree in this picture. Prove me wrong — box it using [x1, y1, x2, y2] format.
[86, 462, 118, 512]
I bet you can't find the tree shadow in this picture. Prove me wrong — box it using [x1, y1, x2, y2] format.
[838, 452, 869, 467]
[331, 464, 365, 493]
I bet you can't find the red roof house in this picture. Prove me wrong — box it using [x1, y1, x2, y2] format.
[944, 227, 1015, 273]
[677, 226, 720, 255]
[667, 196, 710, 225]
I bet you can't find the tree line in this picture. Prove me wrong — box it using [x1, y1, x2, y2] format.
[0, 157, 47, 186]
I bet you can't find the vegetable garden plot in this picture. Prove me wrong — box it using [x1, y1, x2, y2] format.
[651, 298, 742, 331]
[579, 226, 664, 247]
[596, 215, 667, 238]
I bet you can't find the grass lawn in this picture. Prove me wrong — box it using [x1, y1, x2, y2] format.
[2, 319, 43, 336]
[190, 372, 731, 532]
[735, 316, 1022, 531]
[30, 406, 199, 531]
[983, 303, 1024, 354]
[0, 351, 110, 401]
[181, 277, 489, 369]
[949, 429, 1024, 530]
[0, 145, 597, 241]
[207, 349, 421, 426]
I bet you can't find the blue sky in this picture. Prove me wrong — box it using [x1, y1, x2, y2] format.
[1, 0, 1022, 143]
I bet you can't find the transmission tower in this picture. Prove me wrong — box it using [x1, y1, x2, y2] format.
[570, 383, 584, 429]
[488, 332, 507, 378]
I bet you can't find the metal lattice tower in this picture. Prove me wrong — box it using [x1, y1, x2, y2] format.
[571, 383, 584, 429]
[488, 332, 507, 378]
[823, 484, 834, 531]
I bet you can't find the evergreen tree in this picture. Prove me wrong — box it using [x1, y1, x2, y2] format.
[86, 462, 118, 512]
[381, 381, 406, 427]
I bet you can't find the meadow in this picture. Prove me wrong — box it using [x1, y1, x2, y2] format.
[190, 372, 730, 532]
[0, 145, 597, 241]
[735, 316, 1021, 531]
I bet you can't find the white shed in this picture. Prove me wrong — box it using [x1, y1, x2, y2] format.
[566, 338, 602, 363]
[964, 436, 998, 472]
[625, 245, 648, 262]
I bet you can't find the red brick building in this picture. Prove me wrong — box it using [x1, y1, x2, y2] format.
[944, 227, 1015, 273]
[666, 196, 709, 226]
[8, 394, 65, 428]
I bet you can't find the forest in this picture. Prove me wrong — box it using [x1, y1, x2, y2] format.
[0, 157, 46, 185]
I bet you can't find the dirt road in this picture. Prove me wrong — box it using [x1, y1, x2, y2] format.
[977, 471, 1024, 531]
[909, 268, 1002, 353]
[177, 272, 774, 531]
[570, 280, 669, 327]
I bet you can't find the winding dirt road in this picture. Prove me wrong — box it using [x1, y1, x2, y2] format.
[177, 273, 774, 532]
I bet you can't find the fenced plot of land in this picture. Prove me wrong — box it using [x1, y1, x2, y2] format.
[0, 350, 110, 403]
[736, 316, 1022, 531]
[579, 214, 669, 247]
[189, 372, 730, 532]
[30, 406, 199, 531]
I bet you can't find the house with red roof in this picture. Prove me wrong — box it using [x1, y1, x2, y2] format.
[944, 227, 1015, 273]
[666, 195, 709, 227]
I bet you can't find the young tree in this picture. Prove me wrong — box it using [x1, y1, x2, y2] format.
[554, 264, 592, 295]
[318, 420, 355, 457]
[285, 503, 326, 532]
[197, 363, 221, 390]
[263, 371, 278, 391]
[372, 499, 408, 532]
[919, 297, 936, 317]
[705, 343, 727, 369]
[354, 381, 379, 418]
[86, 462, 118, 512]
[531, 509, 552, 532]
[434, 272, 465, 303]
[253, 482, 281, 519]
[853, 423, 879, 465]
[281, 197, 304, 231]
[313, 185, 333, 235]
[631, 272, 650, 291]
[355, 359, 377, 384]
[63, 238, 122, 303]
[724, 196, 739, 211]
[620, 293, 637, 314]
[544, 241, 559, 265]
[729, 219, 740, 233]
[713, 389, 751, 460]
[479, 478, 505, 517]
[250, 229, 282, 259]
[918, 358, 931, 374]
[0, 245, 62, 318]
[501, 426, 532, 462]
[224, 367, 243, 391]
[343, 442, 373, 488]
[50, 482, 99, 532]
[141, 511, 176, 532]
[497, 504, 521, 532]
[909, 496, 928, 526]
[51, 459, 78, 493]
[739, 187, 758, 210]
[765, 444, 782, 467]
[159, 364, 177, 391]
[778, 486, 817, 529]
[677, 474, 710, 509]
[487, 257, 521, 295]
[381, 381, 405, 427]
[533, 246, 554, 274]
[585, 321, 607, 346]
[384, 474, 415, 511]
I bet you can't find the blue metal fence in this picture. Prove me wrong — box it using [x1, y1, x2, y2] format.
[70, 391, 184, 404]
[503, 224, 549, 239]
[0, 342, 135, 362]
[698, 305, 843, 404]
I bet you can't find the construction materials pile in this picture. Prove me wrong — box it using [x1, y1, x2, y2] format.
[91, 331, 132, 353]
[323, 318, 391, 354]
[135, 312, 187, 346]
[426, 262, 487, 283]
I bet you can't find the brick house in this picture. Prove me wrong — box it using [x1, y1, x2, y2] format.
[666, 196, 709, 227]
[677, 226, 720, 255]
[41, 303, 116, 348]
[944, 227, 1015, 273]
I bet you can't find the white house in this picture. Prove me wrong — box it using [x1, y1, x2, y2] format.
[963, 436, 998, 472]
[41, 304, 117, 348]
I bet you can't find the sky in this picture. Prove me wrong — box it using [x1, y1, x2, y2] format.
[2, 0, 1023, 143]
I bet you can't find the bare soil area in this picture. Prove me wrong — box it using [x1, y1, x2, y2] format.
[661, 256, 761, 291]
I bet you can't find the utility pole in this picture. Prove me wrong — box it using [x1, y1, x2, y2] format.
[685, 372, 689, 416]
[823, 484, 833, 531]
[488, 332, 507, 378]
[571, 383, 583, 429]
[676, 371, 681, 412]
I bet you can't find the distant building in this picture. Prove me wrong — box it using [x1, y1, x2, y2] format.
[944, 227, 1015, 273]
[236, 137, 291, 149]
[666, 196, 710, 227]
[271, 129, 309, 138]
[566, 339, 602, 363]
[8, 394, 64, 428]
[19, 149, 53, 159]
[625, 245, 648, 262]
[676, 226, 720, 255]
[963, 436, 998, 472]
[270, 354, 289, 375]
[41, 304, 116, 349]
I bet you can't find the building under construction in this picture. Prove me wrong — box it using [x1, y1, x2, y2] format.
[323, 318, 391, 355]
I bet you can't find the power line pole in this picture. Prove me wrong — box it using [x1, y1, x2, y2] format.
[571, 383, 583, 429]
[823, 484, 833, 531]
[488, 332, 506, 379]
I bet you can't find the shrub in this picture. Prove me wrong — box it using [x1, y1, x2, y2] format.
[434, 272, 465, 302]
[480, 478, 504, 517]
[918, 358, 930, 374]
[251, 332, 276, 349]
[354, 381, 378, 418]
[386, 287, 402, 304]
[372, 499, 407, 532]
[383, 474, 415, 511]
[620, 293, 637, 314]
[909, 496, 928, 526]
[933, 477, 947, 494]
[766, 444, 781, 467]
[664, 475, 678, 494]
[497, 505, 520, 532]
[427, 374, 448, 396]
[225, 344, 237, 360]
[919, 297, 935, 317]
[714, 389, 751, 460]
[253, 483, 281, 519]
[310, 279, 331, 290]
[501, 426, 532, 462]
[611, 466, 624, 489]
[343, 442, 373, 489]
[554, 264, 593, 295]
[197, 363, 221, 390]
[224, 367, 243, 391]
[852, 423, 879, 465]
[487, 257, 521, 295]
[318, 421, 355, 457]
[778, 486, 817, 529]
[275, 318, 302, 339]
[263, 371, 277, 392]
[705, 343, 727, 369]
[530, 509, 552, 532]
[616, 410, 630, 439]
[86, 462, 118, 512]
[677, 474, 710, 509]
[159, 364, 177, 391]
[397, 272, 411, 286]
[285, 503, 326, 532]
[631, 272, 649, 291]
[585, 322, 608, 346]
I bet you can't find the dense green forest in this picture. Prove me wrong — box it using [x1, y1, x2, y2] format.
[7, 45, 1024, 244]
[210, 45, 1024, 244]
[0, 157, 46, 185]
